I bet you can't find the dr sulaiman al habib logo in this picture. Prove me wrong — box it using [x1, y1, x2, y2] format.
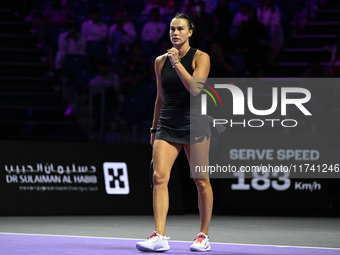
[103, 162, 130, 195]
[199, 83, 312, 128]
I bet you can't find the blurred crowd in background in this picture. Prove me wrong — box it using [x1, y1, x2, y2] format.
[22, 0, 340, 140]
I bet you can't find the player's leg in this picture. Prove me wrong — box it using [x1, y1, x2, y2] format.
[152, 139, 182, 236]
[136, 139, 181, 252]
[183, 135, 212, 251]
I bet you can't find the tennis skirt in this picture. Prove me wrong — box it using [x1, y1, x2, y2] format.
[154, 108, 225, 144]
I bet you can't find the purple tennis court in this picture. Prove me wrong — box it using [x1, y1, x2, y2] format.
[1, 233, 340, 255]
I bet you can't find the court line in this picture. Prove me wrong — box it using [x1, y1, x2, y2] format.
[0, 232, 339, 250]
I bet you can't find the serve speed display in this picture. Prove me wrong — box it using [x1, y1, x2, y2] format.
[216, 135, 329, 209]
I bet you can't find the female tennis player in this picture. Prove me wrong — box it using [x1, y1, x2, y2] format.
[136, 13, 221, 252]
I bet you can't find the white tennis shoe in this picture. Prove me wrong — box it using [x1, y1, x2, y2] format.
[136, 231, 170, 252]
[190, 232, 211, 252]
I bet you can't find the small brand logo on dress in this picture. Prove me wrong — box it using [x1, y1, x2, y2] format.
[103, 162, 130, 195]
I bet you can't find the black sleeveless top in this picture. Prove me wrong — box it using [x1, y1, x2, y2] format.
[154, 48, 199, 144]
[160, 47, 197, 109]
[155, 47, 224, 144]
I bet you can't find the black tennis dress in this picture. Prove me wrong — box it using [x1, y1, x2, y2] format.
[154, 47, 225, 144]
